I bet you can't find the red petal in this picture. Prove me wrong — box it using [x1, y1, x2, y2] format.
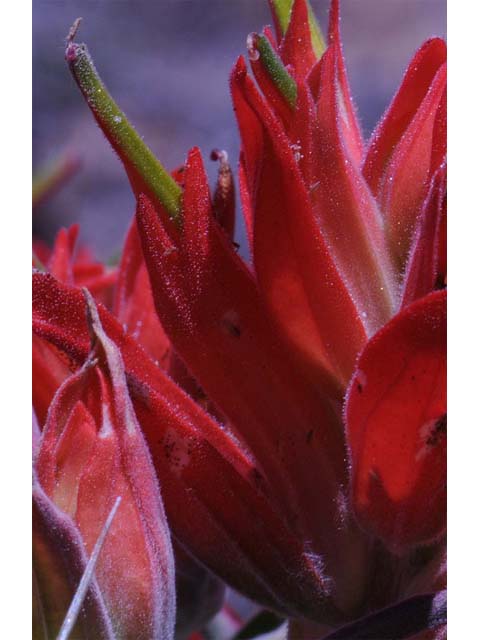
[32, 335, 71, 425]
[32, 271, 335, 618]
[345, 290, 446, 552]
[279, 0, 316, 81]
[231, 60, 367, 387]
[53, 401, 98, 515]
[113, 221, 171, 366]
[37, 296, 177, 639]
[137, 148, 350, 546]
[238, 152, 254, 253]
[231, 57, 265, 195]
[325, 0, 364, 165]
[401, 163, 447, 308]
[363, 38, 447, 197]
[74, 269, 117, 309]
[310, 45, 397, 331]
[362, 36, 447, 267]
[379, 64, 446, 266]
[44, 224, 117, 307]
[47, 225, 79, 284]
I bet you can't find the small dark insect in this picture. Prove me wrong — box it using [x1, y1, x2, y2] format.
[221, 310, 242, 338]
[426, 414, 447, 447]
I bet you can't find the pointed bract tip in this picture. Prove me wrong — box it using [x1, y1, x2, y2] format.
[65, 18, 83, 62]
[328, 0, 340, 44]
[246, 32, 261, 61]
[66, 17, 83, 44]
[231, 55, 248, 81]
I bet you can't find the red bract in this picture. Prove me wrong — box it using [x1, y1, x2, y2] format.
[346, 290, 446, 552]
[33, 272, 338, 622]
[34, 293, 176, 639]
[33, 0, 447, 636]
[363, 37, 447, 267]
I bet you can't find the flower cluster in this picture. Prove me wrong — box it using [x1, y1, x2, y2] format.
[33, 1, 446, 638]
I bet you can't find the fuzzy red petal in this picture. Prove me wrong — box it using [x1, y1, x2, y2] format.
[401, 164, 447, 308]
[32, 271, 337, 619]
[113, 221, 171, 366]
[310, 45, 397, 331]
[35, 300, 177, 639]
[231, 59, 367, 387]
[380, 65, 446, 266]
[362, 37, 447, 266]
[47, 225, 79, 284]
[363, 38, 447, 197]
[43, 224, 117, 308]
[238, 152, 254, 253]
[325, 0, 364, 165]
[345, 290, 446, 553]
[137, 146, 351, 534]
[32, 335, 71, 425]
[279, 0, 317, 80]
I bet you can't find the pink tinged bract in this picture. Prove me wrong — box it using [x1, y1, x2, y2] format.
[401, 164, 447, 308]
[34, 293, 176, 639]
[325, 0, 364, 165]
[363, 38, 447, 268]
[309, 42, 397, 332]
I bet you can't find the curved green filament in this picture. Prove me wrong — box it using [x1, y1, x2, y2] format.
[66, 42, 182, 221]
[255, 34, 297, 107]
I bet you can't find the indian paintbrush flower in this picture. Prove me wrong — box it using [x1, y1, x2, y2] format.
[33, 0, 447, 637]
[34, 291, 176, 639]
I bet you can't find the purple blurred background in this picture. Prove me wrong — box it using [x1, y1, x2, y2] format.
[33, 0, 446, 260]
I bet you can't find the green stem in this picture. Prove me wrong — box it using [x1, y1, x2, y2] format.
[252, 33, 297, 107]
[32, 153, 80, 209]
[66, 38, 182, 222]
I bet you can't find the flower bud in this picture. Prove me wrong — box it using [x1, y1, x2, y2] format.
[34, 292, 176, 639]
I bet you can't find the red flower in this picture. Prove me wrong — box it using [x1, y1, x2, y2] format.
[33, 0, 446, 636]
[33, 292, 175, 639]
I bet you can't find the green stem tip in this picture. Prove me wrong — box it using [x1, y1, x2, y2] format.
[247, 33, 297, 108]
[65, 25, 182, 222]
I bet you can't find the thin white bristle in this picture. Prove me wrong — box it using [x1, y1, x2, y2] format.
[56, 496, 122, 640]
